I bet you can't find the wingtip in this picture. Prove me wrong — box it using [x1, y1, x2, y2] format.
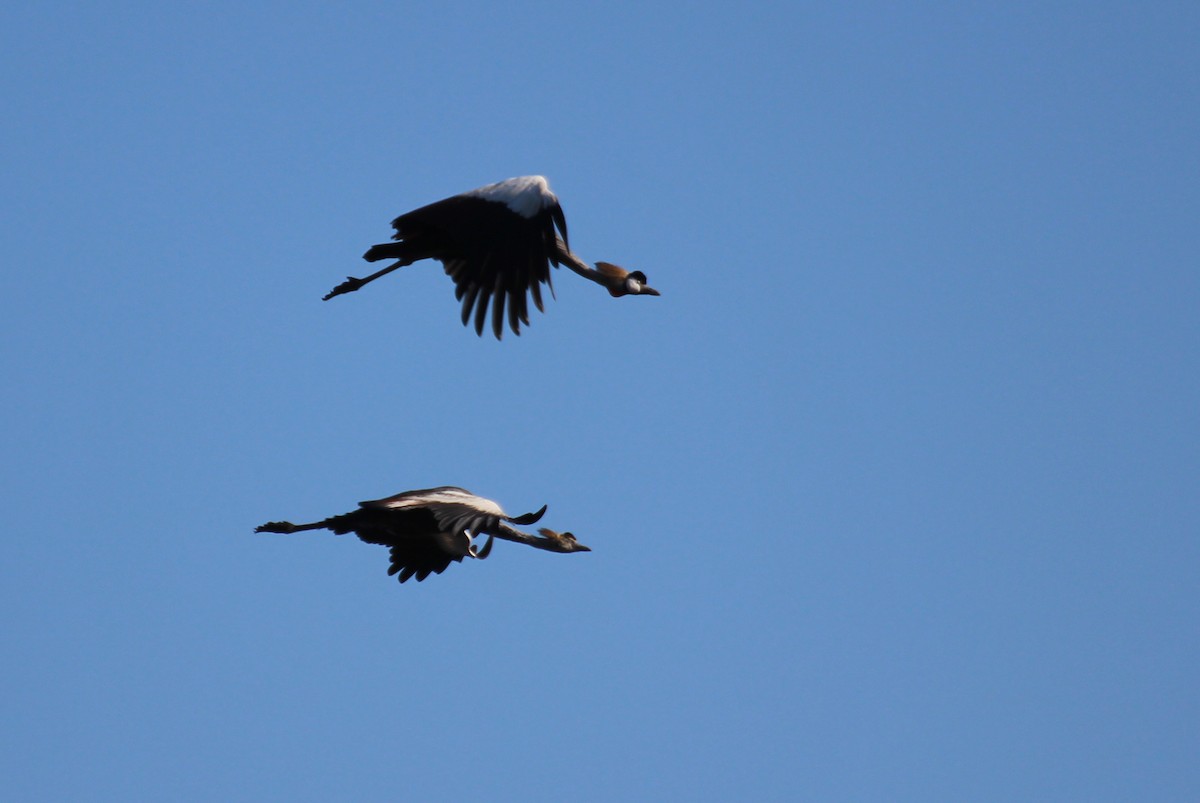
[510, 504, 548, 525]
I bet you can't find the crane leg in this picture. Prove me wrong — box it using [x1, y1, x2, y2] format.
[323, 261, 408, 301]
[254, 520, 327, 534]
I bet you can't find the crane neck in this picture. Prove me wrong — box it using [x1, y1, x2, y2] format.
[553, 238, 606, 286]
[492, 522, 564, 551]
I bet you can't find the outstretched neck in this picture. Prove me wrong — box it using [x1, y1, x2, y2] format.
[490, 522, 588, 554]
[553, 237, 607, 287]
[493, 521, 562, 551]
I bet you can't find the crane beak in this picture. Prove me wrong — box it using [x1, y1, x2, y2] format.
[641, 286, 660, 296]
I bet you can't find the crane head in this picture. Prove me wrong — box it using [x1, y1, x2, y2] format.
[595, 262, 660, 297]
[624, 270, 660, 297]
[537, 528, 592, 553]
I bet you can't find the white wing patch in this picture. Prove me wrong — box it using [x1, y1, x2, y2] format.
[378, 487, 505, 517]
[465, 175, 556, 218]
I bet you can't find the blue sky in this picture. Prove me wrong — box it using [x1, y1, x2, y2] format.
[2, 2, 1197, 800]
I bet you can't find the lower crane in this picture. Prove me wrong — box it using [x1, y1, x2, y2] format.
[255, 486, 589, 583]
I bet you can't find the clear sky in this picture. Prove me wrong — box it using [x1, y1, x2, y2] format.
[2, 2, 1197, 800]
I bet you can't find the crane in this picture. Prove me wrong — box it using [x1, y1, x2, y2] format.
[255, 486, 590, 583]
[323, 176, 659, 338]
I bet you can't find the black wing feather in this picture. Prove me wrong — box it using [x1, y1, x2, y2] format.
[387, 540, 461, 584]
[386, 194, 558, 338]
[328, 498, 476, 584]
[492, 274, 507, 339]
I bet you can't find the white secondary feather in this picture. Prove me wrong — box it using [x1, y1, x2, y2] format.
[379, 487, 505, 517]
[464, 175, 556, 218]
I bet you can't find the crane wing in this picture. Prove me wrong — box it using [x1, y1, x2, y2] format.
[360, 487, 503, 540]
[391, 195, 561, 338]
[386, 534, 470, 583]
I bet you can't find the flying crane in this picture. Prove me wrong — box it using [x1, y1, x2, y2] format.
[255, 486, 590, 584]
[324, 176, 659, 338]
